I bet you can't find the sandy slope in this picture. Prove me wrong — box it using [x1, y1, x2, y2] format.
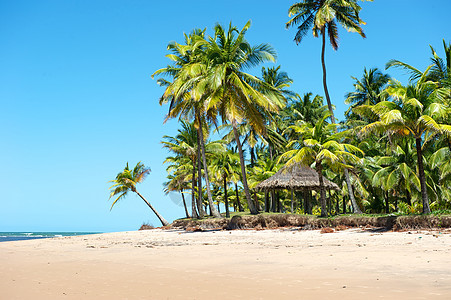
[1, 228, 450, 299]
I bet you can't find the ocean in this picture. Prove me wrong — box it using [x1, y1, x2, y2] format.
[0, 232, 99, 242]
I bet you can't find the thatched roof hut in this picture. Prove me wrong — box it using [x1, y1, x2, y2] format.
[256, 163, 340, 191]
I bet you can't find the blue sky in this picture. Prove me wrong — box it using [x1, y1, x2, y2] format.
[1, 0, 450, 232]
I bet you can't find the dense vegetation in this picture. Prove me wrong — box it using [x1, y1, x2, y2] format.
[151, 0, 451, 221]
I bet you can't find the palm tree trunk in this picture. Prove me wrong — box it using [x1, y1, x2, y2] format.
[321, 28, 335, 124]
[134, 190, 169, 226]
[224, 176, 230, 218]
[416, 137, 431, 213]
[232, 119, 258, 214]
[197, 115, 222, 218]
[321, 28, 361, 215]
[181, 190, 190, 218]
[303, 190, 309, 214]
[196, 128, 207, 218]
[344, 169, 362, 214]
[384, 191, 390, 213]
[316, 162, 328, 217]
[271, 190, 277, 212]
[336, 195, 340, 215]
[235, 183, 244, 212]
[192, 158, 200, 219]
[406, 189, 412, 206]
[265, 191, 269, 212]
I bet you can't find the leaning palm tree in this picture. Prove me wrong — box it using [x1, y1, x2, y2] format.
[204, 21, 284, 214]
[109, 162, 169, 226]
[279, 113, 363, 217]
[286, 0, 368, 124]
[358, 64, 451, 213]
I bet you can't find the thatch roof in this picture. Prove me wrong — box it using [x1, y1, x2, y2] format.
[256, 163, 340, 191]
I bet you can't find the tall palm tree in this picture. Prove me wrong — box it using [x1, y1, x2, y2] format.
[204, 21, 284, 214]
[358, 65, 451, 213]
[286, 0, 367, 124]
[109, 162, 169, 226]
[279, 113, 363, 217]
[153, 30, 223, 218]
[286, 0, 368, 214]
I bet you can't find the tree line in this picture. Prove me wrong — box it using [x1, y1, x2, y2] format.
[109, 0, 451, 225]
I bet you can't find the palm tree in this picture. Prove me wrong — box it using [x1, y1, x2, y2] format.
[210, 150, 240, 217]
[153, 30, 223, 218]
[372, 142, 420, 208]
[286, 0, 367, 124]
[162, 120, 203, 218]
[162, 158, 192, 218]
[429, 39, 451, 88]
[279, 113, 363, 217]
[358, 65, 451, 213]
[345, 68, 390, 120]
[286, 0, 368, 214]
[204, 21, 284, 214]
[109, 162, 169, 226]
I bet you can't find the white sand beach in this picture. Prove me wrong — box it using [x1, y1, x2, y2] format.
[1, 228, 450, 299]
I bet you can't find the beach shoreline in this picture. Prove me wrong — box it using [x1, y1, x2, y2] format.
[1, 228, 450, 299]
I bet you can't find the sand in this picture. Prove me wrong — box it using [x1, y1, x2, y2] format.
[1, 228, 450, 299]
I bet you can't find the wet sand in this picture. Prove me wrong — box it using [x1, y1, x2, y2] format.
[1, 228, 450, 299]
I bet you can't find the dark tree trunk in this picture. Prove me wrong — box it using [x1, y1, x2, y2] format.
[181, 190, 190, 219]
[303, 190, 309, 214]
[191, 159, 199, 219]
[224, 176, 230, 218]
[270, 190, 276, 212]
[416, 137, 431, 213]
[265, 191, 269, 212]
[235, 183, 244, 212]
[406, 189, 412, 206]
[196, 132, 205, 218]
[384, 191, 390, 213]
[316, 162, 328, 217]
[336, 195, 340, 216]
[232, 119, 258, 214]
[135, 190, 169, 226]
[197, 116, 221, 218]
[321, 28, 335, 124]
[345, 169, 362, 214]
[250, 147, 256, 167]
[327, 189, 331, 215]
[253, 192, 260, 211]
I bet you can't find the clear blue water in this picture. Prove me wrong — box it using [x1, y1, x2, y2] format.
[0, 232, 99, 242]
